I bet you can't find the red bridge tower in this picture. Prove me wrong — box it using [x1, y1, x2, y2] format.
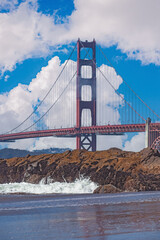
[76, 39, 96, 151]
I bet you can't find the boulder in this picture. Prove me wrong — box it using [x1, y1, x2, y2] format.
[93, 184, 122, 194]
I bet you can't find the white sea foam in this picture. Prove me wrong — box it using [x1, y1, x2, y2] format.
[0, 177, 98, 194]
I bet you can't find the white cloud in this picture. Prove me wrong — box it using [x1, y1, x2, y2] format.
[0, 57, 69, 134]
[5, 136, 75, 151]
[124, 132, 145, 152]
[30, 137, 75, 151]
[6, 138, 36, 150]
[0, 84, 34, 133]
[97, 134, 126, 151]
[0, 0, 18, 11]
[69, 0, 160, 65]
[0, 0, 160, 74]
[0, 0, 67, 73]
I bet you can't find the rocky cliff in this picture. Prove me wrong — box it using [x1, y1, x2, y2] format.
[0, 147, 160, 193]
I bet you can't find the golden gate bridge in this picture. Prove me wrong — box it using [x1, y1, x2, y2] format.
[0, 39, 160, 151]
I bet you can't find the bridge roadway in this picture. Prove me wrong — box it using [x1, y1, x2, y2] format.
[0, 123, 160, 142]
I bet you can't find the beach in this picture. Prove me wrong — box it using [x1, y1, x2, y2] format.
[0, 191, 160, 240]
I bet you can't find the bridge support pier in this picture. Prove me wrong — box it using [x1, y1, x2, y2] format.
[145, 117, 151, 148]
[76, 39, 96, 151]
[145, 117, 160, 149]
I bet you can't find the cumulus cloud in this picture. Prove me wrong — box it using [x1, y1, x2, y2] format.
[0, 0, 160, 74]
[0, 84, 34, 133]
[30, 137, 75, 151]
[0, 0, 18, 11]
[0, 0, 67, 73]
[0, 56, 70, 134]
[97, 135, 126, 151]
[124, 132, 145, 152]
[69, 0, 160, 65]
[6, 136, 75, 151]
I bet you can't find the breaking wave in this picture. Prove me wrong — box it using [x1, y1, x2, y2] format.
[0, 177, 98, 194]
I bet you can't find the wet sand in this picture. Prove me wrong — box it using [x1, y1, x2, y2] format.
[0, 192, 160, 240]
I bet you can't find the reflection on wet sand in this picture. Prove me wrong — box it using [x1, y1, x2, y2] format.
[0, 193, 160, 240]
[75, 201, 160, 239]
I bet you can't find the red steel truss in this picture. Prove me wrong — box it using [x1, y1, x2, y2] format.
[0, 123, 160, 142]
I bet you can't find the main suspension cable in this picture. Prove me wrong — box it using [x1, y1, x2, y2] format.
[21, 71, 77, 133]
[97, 44, 160, 120]
[4, 43, 77, 134]
[22, 45, 93, 132]
[80, 40, 146, 122]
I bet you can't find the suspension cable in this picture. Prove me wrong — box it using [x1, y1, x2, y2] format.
[97, 44, 160, 120]
[13, 43, 93, 133]
[21, 70, 77, 132]
[4, 43, 77, 134]
[80, 40, 146, 122]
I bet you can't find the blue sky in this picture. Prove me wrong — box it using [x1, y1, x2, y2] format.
[0, 0, 160, 151]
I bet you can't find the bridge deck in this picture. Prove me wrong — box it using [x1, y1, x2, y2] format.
[0, 123, 160, 142]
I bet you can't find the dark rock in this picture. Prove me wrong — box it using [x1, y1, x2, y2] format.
[94, 184, 122, 194]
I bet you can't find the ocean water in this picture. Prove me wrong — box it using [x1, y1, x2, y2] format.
[0, 180, 160, 240]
